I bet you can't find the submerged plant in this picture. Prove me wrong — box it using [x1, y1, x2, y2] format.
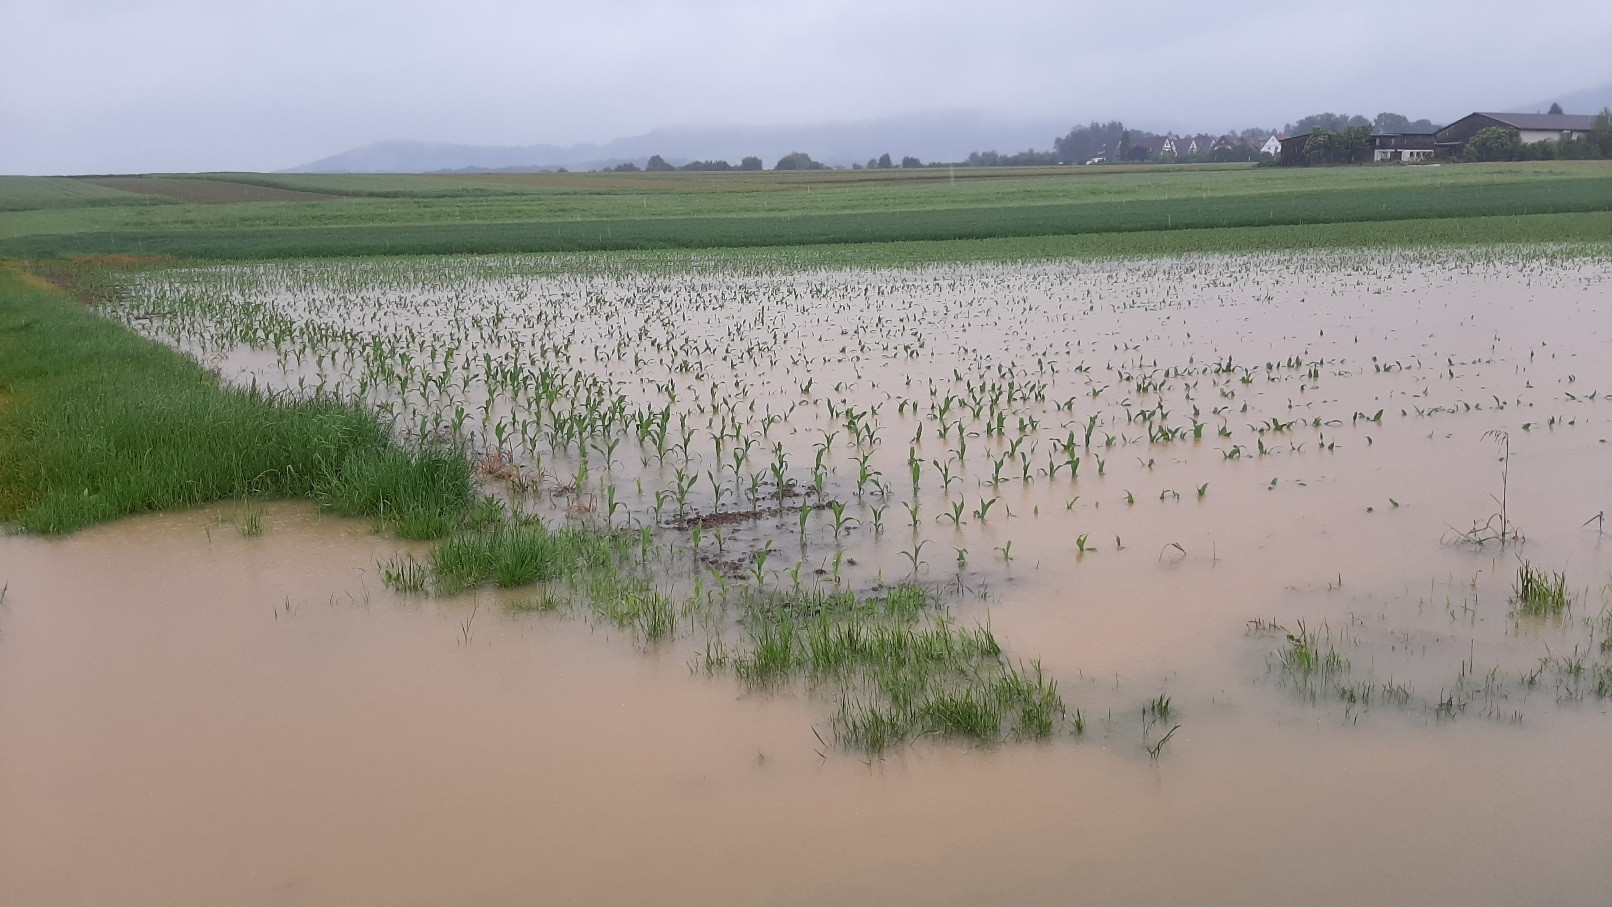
[380, 554, 429, 593]
[1513, 561, 1570, 616]
[721, 586, 1068, 754]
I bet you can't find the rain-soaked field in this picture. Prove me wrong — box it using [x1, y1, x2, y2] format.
[3, 246, 1610, 904]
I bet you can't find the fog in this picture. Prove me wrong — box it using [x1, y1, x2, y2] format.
[4, 0, 1610, 174]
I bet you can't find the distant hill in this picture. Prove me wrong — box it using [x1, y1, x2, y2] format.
[286, 140, 603, 173]
[285, 112, 1074, 173]
[1517, 81, 1612, 115]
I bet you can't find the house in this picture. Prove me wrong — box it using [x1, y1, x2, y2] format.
[1278, 132, 1311, 166]
[1260, 134, 1284, 156]
[1135, 136, 1171, 159]
[1281, 129, 1423, 165]
[1176, 134, 1217, 156]
[1369, 132, 1436, 162]
[1435, 112, 1597, 153]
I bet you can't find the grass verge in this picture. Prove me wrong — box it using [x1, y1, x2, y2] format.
[0, 264, 477, 535]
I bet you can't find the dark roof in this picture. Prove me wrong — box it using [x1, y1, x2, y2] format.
[1469, 112, 1596, 131]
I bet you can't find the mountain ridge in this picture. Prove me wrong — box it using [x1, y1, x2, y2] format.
[283, 112, 1084, 173]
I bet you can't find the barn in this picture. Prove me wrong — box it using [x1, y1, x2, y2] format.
[1435, 112, 1597, 153]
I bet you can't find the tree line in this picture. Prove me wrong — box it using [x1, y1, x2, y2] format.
[612, 155, 767, 172]
[604, 107, 1610, 173]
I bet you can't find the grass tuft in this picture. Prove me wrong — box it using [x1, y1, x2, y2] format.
[429, 522, 620, 591]
[719, 586, 1069, 752]
[1513, 561, 1571, 616]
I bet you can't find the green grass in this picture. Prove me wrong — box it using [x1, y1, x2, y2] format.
[427, 521, 621, 591]
[0, 266, 477, 535]
[6, 178, 1609, 260]
[0, 176, 173, 213]
[1513, 562, 1571, 616]
[3, 162, 1608, 260]
[705, 586, 1068, 753]
[1280, 621, 1350, 678]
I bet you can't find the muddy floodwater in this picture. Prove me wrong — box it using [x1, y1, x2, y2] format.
[4, 248, 1612, 904]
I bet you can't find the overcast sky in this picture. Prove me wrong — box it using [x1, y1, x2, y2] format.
[4, 0, 1610, 174]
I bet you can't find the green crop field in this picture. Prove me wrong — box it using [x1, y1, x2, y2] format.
[2, 160, 1609, 260]
[0, 176, 175, 213]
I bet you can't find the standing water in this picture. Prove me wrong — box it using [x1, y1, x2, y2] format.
[3, 247, 1610, 904]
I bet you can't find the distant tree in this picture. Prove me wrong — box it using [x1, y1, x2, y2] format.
[1592, 108, 1612, 156]
[1548, 102, 1564, 115]
[1210, 143, 1256, 163]
[1342, 124, 1372, 162]
[611, 161, 641, 172]
[1524, 138, 1559, 160]
[739, 156, 763, 171]
[1371, 113, 1441, 135]
[1053, 121, 1125, 164]
[1287, 112, 1371, 136]
[877, 153, 893, 169]
[1303, 129, 1336, 164]
[900, 155, 922, 168]
[773, 151, 825, 171]
[1126, 143, 1150, 162]
[1463, 126, 1524, 162]
[680, 159, 733, 171]
[645, 154, 675, 172]
[1009, 149, 1058, 166]
[1301, 125, 1371, 164]
[1374, 112, 1413, 133]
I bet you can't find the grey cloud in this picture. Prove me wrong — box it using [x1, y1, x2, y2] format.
[4, 0, 1610, 173]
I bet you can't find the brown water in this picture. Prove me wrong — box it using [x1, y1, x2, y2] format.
[3, 506, 1610, 906]
[5, 249, 1612, 903]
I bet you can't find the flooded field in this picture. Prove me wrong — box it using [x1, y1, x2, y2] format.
[4, 247, 1611, 903]
[4, 504, 1610, 906]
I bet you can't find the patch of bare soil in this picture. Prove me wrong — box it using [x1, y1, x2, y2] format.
[89, 177, 340, 204]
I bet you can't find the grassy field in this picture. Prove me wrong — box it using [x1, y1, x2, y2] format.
[0, 265, 478, 535]
[0, 176, 175, 212]
[2, 161, 1609, 259]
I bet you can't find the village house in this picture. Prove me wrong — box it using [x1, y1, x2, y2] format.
[1260, 134, 1283, 156]
[1369, 132, 1437, 162]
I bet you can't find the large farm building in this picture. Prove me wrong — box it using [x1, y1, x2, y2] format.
[1435, 112, 1597, 148]
[1280, 110, 1600, 164]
